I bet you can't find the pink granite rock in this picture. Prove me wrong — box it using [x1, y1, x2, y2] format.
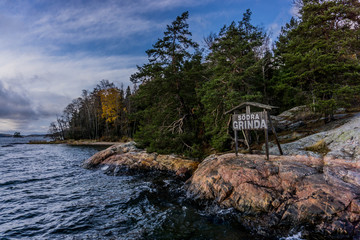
[186, 153, 360, 239]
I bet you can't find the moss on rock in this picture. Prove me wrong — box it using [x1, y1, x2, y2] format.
[305, 139, 330, 155]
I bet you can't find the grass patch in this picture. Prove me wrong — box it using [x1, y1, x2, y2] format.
[304, 139, 330, 155]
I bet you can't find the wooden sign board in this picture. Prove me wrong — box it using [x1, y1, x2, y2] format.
[226, 102, 283, 160]
[232, 112, 267, 130]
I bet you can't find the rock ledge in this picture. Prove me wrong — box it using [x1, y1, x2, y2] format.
[186, 153, 360, 239]
[83, 142, 199, 179]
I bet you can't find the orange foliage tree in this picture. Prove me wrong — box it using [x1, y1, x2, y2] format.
[98, 87, 122, 124]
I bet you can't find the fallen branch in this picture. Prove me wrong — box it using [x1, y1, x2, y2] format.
[166, 115, 187, 134]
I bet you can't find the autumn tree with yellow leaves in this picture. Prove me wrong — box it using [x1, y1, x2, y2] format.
[99, 87, 121, 124]
[49, 80, 134, 141]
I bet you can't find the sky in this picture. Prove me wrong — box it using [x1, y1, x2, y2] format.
[0, 0, 296, 135]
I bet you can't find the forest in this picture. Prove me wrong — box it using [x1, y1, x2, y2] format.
[49, 0, 360, 158]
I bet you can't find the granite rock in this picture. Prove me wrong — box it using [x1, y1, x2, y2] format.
[83, 142, 199, 179]
[186, 153, 360, 239]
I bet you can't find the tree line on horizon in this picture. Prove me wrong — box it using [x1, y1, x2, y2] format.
[49, 0, 360, 158]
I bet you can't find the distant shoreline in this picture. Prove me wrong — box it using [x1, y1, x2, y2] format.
[0, 134, 47, 138]
[28, 139, 120, 146]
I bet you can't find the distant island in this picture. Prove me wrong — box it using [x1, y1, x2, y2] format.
[13, 132, 23, 138]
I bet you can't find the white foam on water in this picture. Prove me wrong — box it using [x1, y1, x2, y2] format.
[279, 231, 303, 240]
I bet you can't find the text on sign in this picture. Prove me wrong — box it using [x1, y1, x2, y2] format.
[232, 112, 267, 130]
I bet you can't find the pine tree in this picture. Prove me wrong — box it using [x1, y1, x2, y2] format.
[274, 0, 360, 118]
[130, 12, 205, 157]
[199, 9, 266, 151]
[272, 17, 302, 110]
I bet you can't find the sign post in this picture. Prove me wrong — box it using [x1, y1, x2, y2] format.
[264, 109, 269, 160]
[225, 102, 283, 160]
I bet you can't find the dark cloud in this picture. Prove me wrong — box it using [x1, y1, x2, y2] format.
[0, 80, 39, 120]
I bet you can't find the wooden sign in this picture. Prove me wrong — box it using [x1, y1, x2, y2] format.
[232, 112, 267, 130]
[225, 102, 283, 160]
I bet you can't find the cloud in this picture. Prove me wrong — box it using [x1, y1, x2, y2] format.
[137, 0, 213, 11]
[0, 0, 164, 134]
[0, 50, 143, 94]
[0, 118, 54, 134]
[30, 5, 158, 43]
[0, 0, 211, 53]
[290, 3, 301, 17]
[0, 0, 294, 134]
[0, 80, 37, 120]
[0, 49, 144, 133]
[0, 119, 22, 133]
[0, 79, 57, 133]
[0, 79, 66, 134]
[268, 23, 281, 39]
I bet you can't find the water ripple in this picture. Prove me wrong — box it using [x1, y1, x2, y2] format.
[0, 137, 254, 239]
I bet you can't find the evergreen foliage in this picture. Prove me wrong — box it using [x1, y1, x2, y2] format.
[199, 9, 266, 151]
[130, 12, 205, 157]
[273, 0, 360, 117]
[49, 4, 360, 157]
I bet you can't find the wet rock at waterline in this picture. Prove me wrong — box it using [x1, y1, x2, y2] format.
[83, 142, 199, 179]
[83, 141, 140, 167]
[186, 153, 360, 239]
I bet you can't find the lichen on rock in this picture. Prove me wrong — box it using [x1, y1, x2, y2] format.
[304, 139, 330, 155]
[269, 113, 360, 163]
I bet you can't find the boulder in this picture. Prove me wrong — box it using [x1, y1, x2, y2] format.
[186, 153, 360, 239]
[83, 142, 199, 179]
[83, 141, 140, 168]
[271, 105, 320, 131]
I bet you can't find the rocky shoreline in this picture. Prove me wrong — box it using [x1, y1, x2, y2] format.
[186, 153, 360, 239]
[83, 142, 199, 179]
[83, 142, 360, 239]
[83, 111, 360, 239]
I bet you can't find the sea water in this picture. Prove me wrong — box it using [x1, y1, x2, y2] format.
[0, 137, 258, 239]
